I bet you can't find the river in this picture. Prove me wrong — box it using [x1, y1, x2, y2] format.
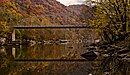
[0, 43, 130, 75]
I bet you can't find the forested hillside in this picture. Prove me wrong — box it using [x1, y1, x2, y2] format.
[0, 0, 96, 41]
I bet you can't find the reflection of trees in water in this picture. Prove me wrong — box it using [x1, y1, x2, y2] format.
[0, 46, 14, 75]
[89, 57, 130, 75]
[9, 62, 91, 75]
[0, 44, 89, 75]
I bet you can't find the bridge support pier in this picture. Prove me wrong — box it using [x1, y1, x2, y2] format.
[12, 29, 15, 41]
[12, 47, 16, 58]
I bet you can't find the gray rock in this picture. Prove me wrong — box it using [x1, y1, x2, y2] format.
[0, 37, 6, 44]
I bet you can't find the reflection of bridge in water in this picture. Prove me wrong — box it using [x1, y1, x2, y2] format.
[11, 45, 88, 62]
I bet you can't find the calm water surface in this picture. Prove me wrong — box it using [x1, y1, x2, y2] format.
[0, 43, 130, 75]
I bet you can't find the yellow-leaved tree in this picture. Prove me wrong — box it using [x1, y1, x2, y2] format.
[0, 2, 22, 37]
[86, 0, 130, 43]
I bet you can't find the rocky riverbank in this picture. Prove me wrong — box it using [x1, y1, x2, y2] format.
[81, 38, 130, 61]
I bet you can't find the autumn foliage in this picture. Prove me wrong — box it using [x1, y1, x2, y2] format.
[0, 0, 95, 40]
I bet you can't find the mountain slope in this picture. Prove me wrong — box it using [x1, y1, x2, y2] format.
[0, 0, 97, 40]
[11, 0, 91, 25]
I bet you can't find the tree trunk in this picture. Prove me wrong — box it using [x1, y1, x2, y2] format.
[122, 0, 127, 32]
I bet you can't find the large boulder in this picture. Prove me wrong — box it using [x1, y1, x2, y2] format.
[81, 51, 97, 61]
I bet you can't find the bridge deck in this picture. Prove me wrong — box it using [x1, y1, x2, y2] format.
[13, 25, 91, 29]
